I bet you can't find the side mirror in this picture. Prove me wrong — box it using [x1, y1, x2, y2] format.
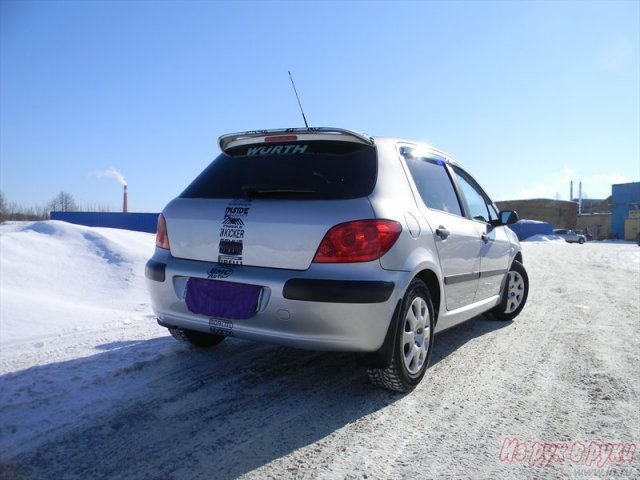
[498, 210, 519, 225]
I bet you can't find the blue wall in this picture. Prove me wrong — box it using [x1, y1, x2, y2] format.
[50, 212, 159, 233]
[611, 183, 640, 239]
[508, 220, 553, 241]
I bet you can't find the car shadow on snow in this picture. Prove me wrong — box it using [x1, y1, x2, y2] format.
[1, 316, 510, 479]
[431, 314, 513, 366]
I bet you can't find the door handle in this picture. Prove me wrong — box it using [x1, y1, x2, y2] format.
[435, 226, 450, 240]
[481, 233, 489, 243]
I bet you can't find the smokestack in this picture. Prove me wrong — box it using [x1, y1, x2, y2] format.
[570, 181, 574, 202]
[578, 181, 582, 215]
[123, 185, 128, 213]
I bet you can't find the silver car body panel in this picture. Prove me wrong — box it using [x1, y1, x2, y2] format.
[165, 197, 375, 270]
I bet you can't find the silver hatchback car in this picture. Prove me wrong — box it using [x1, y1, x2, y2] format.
[146, 128, 529, 392]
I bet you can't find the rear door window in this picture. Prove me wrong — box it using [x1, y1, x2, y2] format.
[401, 148, 462, 216]
[181, 141, 377, 200]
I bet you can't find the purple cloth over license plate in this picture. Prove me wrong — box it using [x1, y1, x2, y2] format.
[185, 278, 260, 320]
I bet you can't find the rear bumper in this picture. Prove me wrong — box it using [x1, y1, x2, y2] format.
[145, 249, 410, 352]
[145, 260, 166, 282]
[283, 279, 394, 303]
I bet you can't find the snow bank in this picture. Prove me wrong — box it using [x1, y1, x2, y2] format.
[0, 221, 155, 346]
[522, 234, 566, 243]
[515, 219, 548, 224]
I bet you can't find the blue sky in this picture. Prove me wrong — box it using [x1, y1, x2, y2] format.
[1, 0, 638, 212]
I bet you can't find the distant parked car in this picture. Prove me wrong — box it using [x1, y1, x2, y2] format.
[574, 229, 593, 241]
[146, 127, 529, 392]
[553, 229, 586, 244]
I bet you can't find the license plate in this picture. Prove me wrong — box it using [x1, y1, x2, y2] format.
[185, 278, 260, 320]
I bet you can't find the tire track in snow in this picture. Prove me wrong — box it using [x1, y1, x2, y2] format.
[2, 243, 639, 479]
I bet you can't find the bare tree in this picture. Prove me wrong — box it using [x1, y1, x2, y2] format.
[83, 202, 112, 212]
[49, 191, 78, 212]
[0, 191, 7, 223]
[1, 199, 48, 221]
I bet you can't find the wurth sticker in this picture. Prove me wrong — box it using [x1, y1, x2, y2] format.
[246, 144, 308, 156]
[218, 200, 251, 265]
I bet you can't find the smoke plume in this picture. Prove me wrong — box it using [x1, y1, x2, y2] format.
[97, 167, 127, 187]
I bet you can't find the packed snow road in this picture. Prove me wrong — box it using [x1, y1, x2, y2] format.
[1, 222, 638, 479]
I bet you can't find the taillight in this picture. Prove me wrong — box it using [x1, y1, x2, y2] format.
[264, 135, 298, 143]
[156, 214, 170, 250]
[313, 220, 402, 263]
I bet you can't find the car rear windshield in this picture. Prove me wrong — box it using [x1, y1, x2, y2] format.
[181, 141, 377, 200]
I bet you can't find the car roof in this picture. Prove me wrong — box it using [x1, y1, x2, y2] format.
[372, 136, 461, 167]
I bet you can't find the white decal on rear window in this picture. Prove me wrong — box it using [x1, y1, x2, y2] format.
[246, 145, 308, 156]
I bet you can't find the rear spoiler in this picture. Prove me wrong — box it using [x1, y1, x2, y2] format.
[219, 127, 374, 153]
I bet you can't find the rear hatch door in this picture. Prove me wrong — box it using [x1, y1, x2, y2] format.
[165, 132, 378, 271]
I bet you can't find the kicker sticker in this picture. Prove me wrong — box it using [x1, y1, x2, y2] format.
[218, 200, 251, 265]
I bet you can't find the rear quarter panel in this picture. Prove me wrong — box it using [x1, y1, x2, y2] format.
[369, 140, 446, 323]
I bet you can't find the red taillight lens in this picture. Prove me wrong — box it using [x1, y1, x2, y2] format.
[313, 219, 402, 263]
[156, 214, 170, 250]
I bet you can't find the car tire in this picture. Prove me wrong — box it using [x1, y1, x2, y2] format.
[367, 279, 434, 393]
[491, 260, 529, 321]
[578, 237, 585, 244]
[169, 327, 226, 347]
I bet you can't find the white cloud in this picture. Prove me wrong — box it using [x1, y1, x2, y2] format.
[517, 168, 575, 200]
[580, 173, 631, 199]
[597, 36, 635, 72]
[516, 169, 630, 200]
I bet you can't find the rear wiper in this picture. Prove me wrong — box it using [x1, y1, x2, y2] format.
[241, 185, 316, 197]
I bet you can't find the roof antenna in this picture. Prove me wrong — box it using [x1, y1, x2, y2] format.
[288, 70, 310, 129]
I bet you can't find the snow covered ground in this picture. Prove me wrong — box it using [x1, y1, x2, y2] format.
[1, 221, 639, 479]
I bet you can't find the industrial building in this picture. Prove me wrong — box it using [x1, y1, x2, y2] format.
[495, 199, 578, 230]
[497, 182, 639, 241]
[611, 182, 640, 241]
